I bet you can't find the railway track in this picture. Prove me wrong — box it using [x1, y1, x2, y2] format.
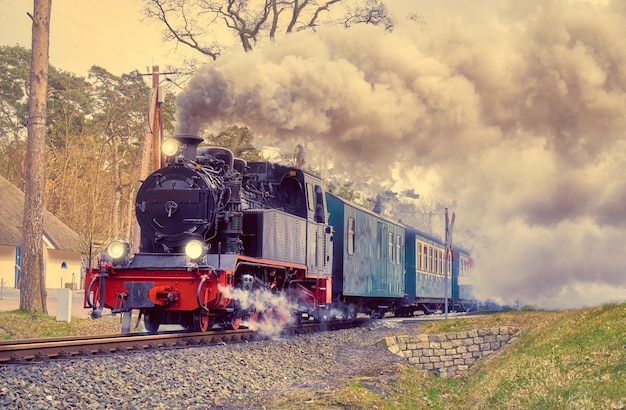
[0, 319, 367, 364]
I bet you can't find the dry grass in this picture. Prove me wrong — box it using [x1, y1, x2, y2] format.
[0, 309, 122, 339]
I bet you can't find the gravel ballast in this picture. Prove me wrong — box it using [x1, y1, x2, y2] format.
[0, 320, 420, 409]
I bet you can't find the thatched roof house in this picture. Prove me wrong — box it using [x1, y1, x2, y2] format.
[0, 175, 83, 289]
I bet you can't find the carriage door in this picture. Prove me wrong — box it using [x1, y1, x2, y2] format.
[306, 182, 331, 276]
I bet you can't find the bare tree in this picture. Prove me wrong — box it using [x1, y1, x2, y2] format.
[343, 0, 392, 30]
[20, 0, 51, 313]
[144, 0, 392, 58]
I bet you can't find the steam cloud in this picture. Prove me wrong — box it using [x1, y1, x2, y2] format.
[219, 285, 299, 339]
[177, 0, 626, 309]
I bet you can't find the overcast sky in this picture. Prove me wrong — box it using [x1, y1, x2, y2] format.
[1, 0, 624, 309]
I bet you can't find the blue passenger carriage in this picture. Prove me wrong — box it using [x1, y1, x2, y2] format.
[403, 228, 450, 315]
[452, 247, 477, 312]
[326, 193, 405, 318]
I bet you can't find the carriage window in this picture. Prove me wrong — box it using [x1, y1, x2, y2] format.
[439, 249, 443, 275]
[396, 234, 402, 265]
[461, 257, 470, 277]
[417, 242, 422, 270]
[347, 217, 355, 255]
[377, 223, 382, 259]
[429, 246, 433, 273]
[388, 231, 394, 264]
[439, 251, 450, 273]
[306, 183, 315, 211]
[314, 185, 324, 223]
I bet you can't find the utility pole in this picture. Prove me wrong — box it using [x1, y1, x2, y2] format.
[140, 65, 176, 172]
[132, 66, 176, 253]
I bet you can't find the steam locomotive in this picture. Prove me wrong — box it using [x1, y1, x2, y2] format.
[84, 134, 474, 333]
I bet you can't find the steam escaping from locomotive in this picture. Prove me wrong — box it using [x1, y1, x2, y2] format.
[219, 285, 299, 339]
[175, 0, 626, 309]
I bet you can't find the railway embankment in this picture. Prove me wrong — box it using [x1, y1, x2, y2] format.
[382, 326, 520, 378]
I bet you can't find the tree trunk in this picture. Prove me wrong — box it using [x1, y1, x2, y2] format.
[20, 0, 51, 313]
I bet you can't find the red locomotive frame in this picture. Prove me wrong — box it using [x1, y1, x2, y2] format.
[85, 254, 332, 332]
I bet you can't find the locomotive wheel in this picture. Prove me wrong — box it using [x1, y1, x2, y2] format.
[193, 310, 212, 332]
[343, 305, 356, 319]
[314, 309, 330, 322]
[144, 311, 161, 333]
[264, 307, 286, 326]
[249, 311, 260, 323]
[230, 317, 242, 330]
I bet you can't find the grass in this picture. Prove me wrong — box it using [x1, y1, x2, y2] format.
[1, 304, 624, 408]
[0, 309, 123, 339]
[267, 304, 626, 409]
[452, 303, 626, 409]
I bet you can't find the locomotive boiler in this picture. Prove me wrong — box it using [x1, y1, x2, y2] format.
[85, 134, 333, 332]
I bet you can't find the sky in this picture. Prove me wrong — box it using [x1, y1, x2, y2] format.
[0, 0, 175, 76]
[1, 0, 625, 310]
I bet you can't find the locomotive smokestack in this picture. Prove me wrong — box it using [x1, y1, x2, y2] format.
[174, 134, 204, 161]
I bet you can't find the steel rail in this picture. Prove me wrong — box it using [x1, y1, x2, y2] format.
[0, 319, 366, 364]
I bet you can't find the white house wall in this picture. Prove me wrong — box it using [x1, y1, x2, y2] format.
[0, 246, 82, 290]
[0, 245, 16, 289]
[44, 249, 82, 289]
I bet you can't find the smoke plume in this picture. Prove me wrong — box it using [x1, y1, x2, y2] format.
[178, 0, 626, 309]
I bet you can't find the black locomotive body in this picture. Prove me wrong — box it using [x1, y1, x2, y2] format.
[85, 135, 334, 332]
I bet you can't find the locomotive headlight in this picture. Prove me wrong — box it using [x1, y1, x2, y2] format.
[161, 138, 180, 157]
[184, 239, 205, 261]
[106, 240, 129, 261]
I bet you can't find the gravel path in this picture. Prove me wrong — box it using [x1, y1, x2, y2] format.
[0, 320, 421, 409]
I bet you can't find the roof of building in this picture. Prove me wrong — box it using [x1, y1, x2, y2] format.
[0, 175, 82, 253]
